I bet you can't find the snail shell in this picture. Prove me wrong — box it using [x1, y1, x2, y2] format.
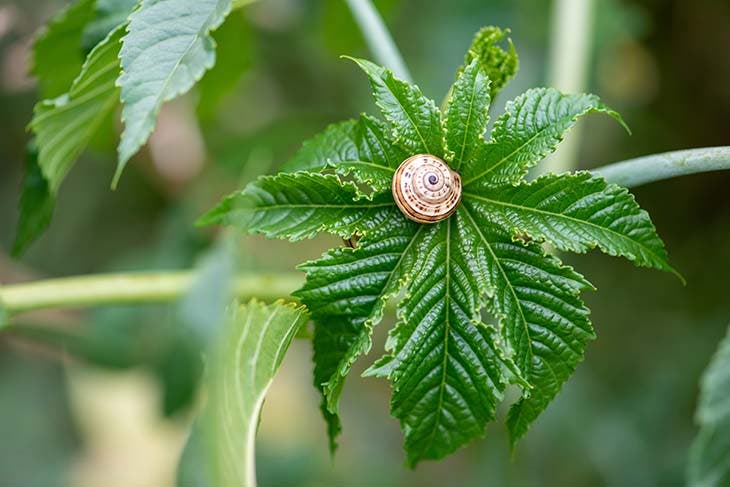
[392, 154, 462, 224]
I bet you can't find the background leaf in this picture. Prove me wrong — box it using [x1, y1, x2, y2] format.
[30, 25, 124, 194]
[82, 0, 138, 49]
[12, 142, 55, 256]
[115, 0, 232, 186]
[32, 0, 96, 99]
[688, 324, 730, 487]
[200, 300, 308, 486]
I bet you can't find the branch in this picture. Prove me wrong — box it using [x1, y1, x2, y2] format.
[591, 146, 730, 188]
[0, 272, 303, 315]
[345, 0, 412, 82]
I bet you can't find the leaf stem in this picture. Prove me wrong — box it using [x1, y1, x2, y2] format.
[591, 146, 730, 188]
[345, 0, 412, 82]
[0, 272, 303, 316]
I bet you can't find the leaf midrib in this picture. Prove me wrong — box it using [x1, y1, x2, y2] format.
[422, 219, 452, 455]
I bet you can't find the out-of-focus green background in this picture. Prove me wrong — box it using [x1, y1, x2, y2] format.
[1, 0, 729, 485]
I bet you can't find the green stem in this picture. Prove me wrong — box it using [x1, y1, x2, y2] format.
[591, 146, 730, 188]
[0, 272, 303, 315]
[540, 0, 595, 175]
[345, 0, 412, 82]
[2, 147, 727, 318]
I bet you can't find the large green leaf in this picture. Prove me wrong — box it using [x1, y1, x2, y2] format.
[206, 40, 674, 464]
[461, 88, 627, 189]
[445, 59, 491, 170]
[465, 172, 676, 274]
[115, 0, 232, 186]
[199, 172, 394, 240]
[347, 57, 445, 158]
[201, 300, 308, 486]
[366, 211, 510, 465]
[294, 210, 419, 451]
[281, 116, 406, 193]
[32, 0, 96, 99]
[30, 25, 124, 193]
[688, 325, 730, 487]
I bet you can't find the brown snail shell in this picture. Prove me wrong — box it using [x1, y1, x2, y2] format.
[392, 154, 462, 224]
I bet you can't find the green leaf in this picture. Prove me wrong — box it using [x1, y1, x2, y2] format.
[294, 210, 419, 451]
[464, 172, 676, 274]
[347, 57, 445, 158]
[462, 26, 518, 100]
[445, 59, 491, 170]
[196, 9, 252, 119]
[115, 0, 232, 187]
[206, 51, 674, 464]
[199, 172, 394, 240]
[201, 300, 308, 486]
[30, 25, 123, 194]
[82, 0, 138, 49]
[367, 212, 510, 465]
[461, 88, 627, 189]
[688, 325, 730, 487]
[32, 0, 96, 99]
[281, 116, 405, 193]
[13, 142, 55, 256]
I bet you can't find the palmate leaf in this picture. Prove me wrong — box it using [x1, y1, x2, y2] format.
[205, 29, 675, 465]
[115, 0, 233, 186]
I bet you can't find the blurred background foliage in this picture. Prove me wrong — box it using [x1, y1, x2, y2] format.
[0, 0, 728, 485]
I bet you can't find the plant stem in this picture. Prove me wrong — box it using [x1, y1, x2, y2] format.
[540, 0, 596, 176]
[0, 272, 303, 314]
[591, 146, 730, 188]
[345, 0, 412, 82]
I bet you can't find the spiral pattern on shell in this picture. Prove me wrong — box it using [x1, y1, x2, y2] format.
[392, 154, 462, 224]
